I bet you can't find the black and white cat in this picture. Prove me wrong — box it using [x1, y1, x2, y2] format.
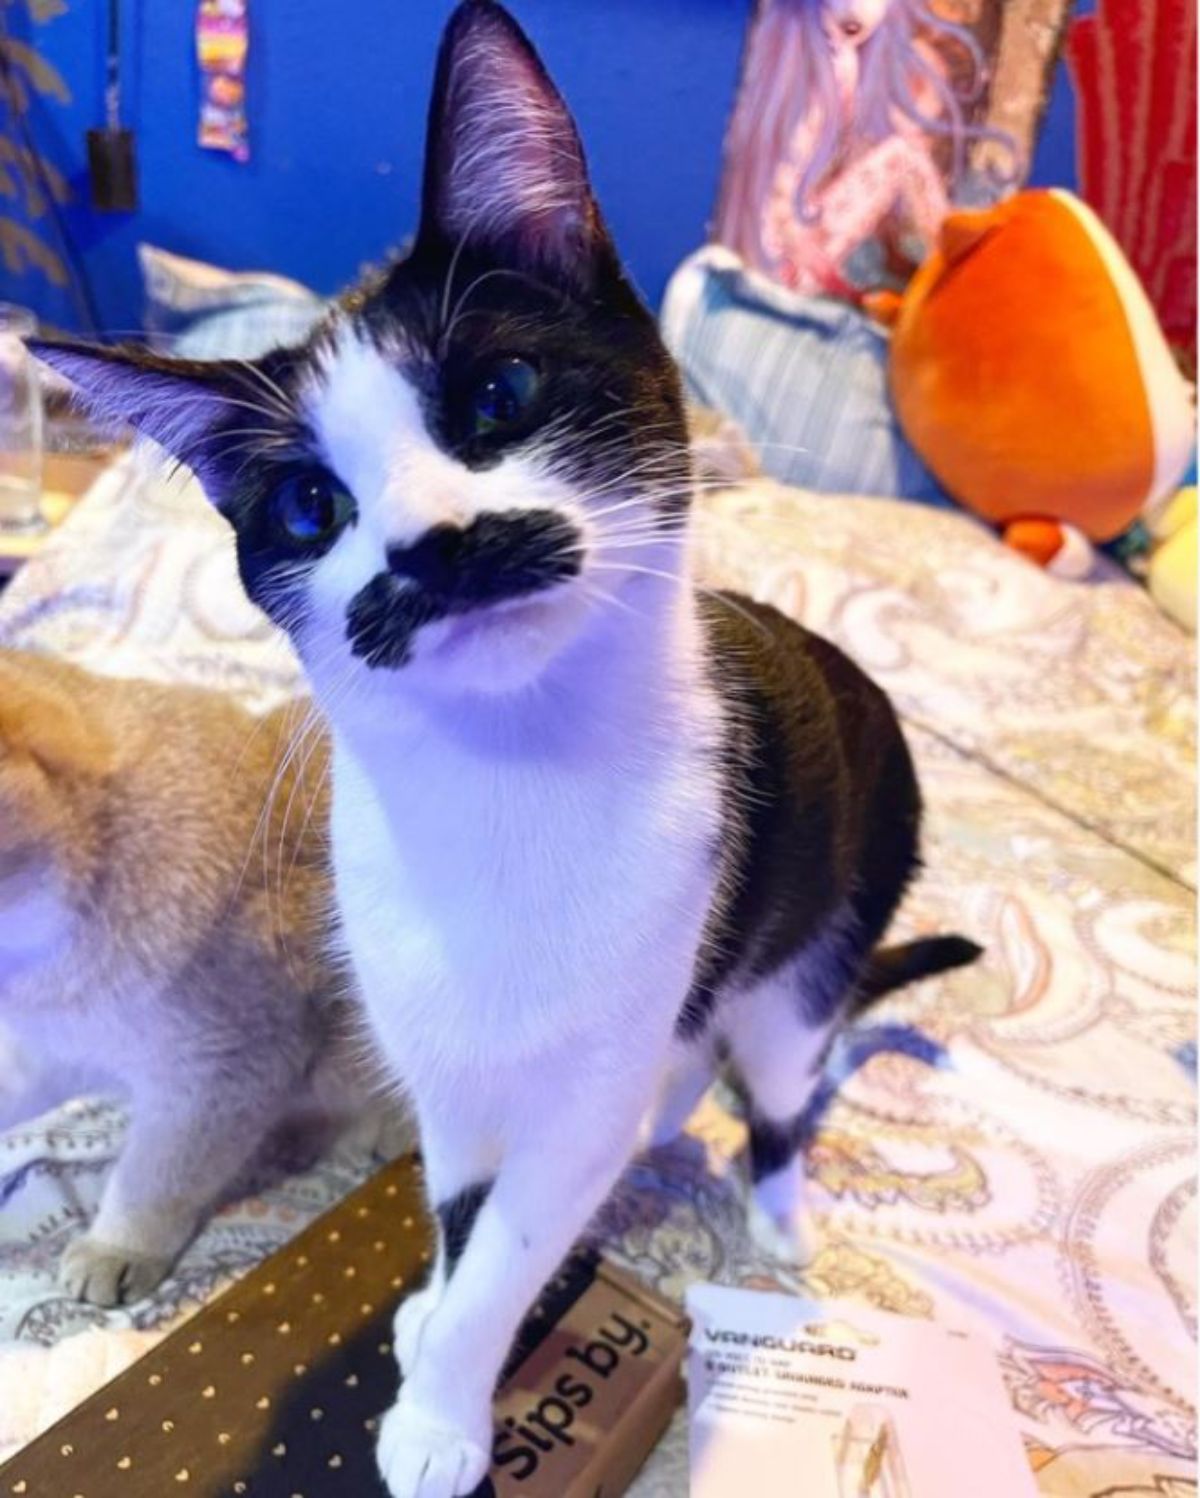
[32, 3, 978, 1493]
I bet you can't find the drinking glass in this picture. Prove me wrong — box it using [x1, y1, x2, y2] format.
[0, 304, 44, 532]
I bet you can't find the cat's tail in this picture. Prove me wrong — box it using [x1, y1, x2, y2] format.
[852, 935, 982, 1012]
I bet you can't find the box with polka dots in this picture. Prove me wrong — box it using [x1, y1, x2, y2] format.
[0, 1158, 687, 1497]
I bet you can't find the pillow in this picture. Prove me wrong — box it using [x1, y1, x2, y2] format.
[661, 246, 951, 503]
[138, 243, 327, 360]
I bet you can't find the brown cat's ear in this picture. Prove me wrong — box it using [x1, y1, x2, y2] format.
[419, 0, 614, 284]
[0, 658, 114, 779]
[26, 338, 248, 476]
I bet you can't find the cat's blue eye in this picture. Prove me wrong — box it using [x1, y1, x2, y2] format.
[270, 470, 356, 545]
[468, 357, 541, 437]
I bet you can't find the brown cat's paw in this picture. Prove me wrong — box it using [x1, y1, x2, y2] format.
[59, 1235, 174, 1307]
[366, 1107, 418, 1163]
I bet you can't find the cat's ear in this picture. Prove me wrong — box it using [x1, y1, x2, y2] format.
[27, 338, 243, 470]
[419, 0, 611, 283]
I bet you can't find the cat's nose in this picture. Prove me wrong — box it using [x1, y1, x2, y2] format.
[386, 524, 463, 593]
[384, 510, 582, 604]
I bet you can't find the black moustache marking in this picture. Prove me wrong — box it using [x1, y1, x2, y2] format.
[346, 507, 582, 670]
[388, 509, 581, 598]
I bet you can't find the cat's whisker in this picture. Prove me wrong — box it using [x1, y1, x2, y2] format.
[587, 559, 774, 641]
[232, 358, 296, 423]
[228, 701, 306, 919]
[438, 228, 475, 338]
[565, 463, 709, 509]
[584, 471, 748, 518]
[440, 265, 569, 353]
[227, 695, 301, 791]
[584, 485, 685, 519]
[591, 517, 687, 539]
[273, 708, 330, 932]
[207, 391, 300, 426]
[586, 518, 687, 550]
[549, 441, 691, 483]
[575, 578, 643, 622]
[272, 649, 361, 917]
[588, 521, 689, 548]
[283, 747, 334, 896]
[591, 539, 688, 561]
[211, 426, 295, 444]
[536, 409, 681, 455]
[227, 633, 347, 930]
[261, 697, 335, 959]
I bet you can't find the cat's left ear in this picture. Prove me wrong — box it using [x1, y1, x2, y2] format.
[418, 0, 614, 285]
[26, 338, 246, 475]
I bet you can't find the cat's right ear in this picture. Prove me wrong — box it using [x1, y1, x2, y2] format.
[27, 339, 245, 474]
[417, 0, 613, 285]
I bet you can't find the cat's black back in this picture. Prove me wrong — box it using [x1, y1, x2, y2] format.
[679, 592, 921, 1036]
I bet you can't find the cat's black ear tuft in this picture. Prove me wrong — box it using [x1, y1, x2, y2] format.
[27, 339, 241, 471]
[419, 0, 610, 282]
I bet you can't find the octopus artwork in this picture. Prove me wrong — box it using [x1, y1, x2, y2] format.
[714, 0, 1051, 295]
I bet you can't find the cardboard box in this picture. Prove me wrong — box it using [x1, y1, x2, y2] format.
[0, 1158, 686, 1497]
[490, 1255, 687, 1496]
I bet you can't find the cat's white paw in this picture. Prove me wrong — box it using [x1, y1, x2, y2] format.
[748, 1162, 818, 1267]
[334, 1102, 417, 1162]
[60, 1234, 173, 1307]
[0, 1024, 37, 1133]
[748, 1194, 817, 1267]
[393, 1281, 443, 1376]
[376, 1398, 490, 1498]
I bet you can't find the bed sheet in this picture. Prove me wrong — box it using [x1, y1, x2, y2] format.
[0, 457, 1193, 1495]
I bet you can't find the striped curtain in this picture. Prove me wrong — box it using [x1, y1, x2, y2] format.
[1067, 0, 1197, 368]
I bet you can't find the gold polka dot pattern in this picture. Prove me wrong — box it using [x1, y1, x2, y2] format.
[0, 1159, 432, 1496]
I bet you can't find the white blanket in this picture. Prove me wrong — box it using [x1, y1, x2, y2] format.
[0, 456, 1194, 1495]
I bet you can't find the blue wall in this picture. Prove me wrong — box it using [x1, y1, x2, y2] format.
[1029, 0, 1093, 189]
[5, 0, 749, 334]
[5, 0, 1089, 337]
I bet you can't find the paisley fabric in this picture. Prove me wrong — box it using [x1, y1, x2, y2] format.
[0, 457, 1194, 1496]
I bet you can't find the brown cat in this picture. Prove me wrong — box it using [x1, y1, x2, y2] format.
[0, 649, 405, 1307]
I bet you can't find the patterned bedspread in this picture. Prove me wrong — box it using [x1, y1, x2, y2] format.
[0, 454, 1194, 1496]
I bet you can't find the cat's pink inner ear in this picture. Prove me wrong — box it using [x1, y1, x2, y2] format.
[427, 4, 596, 272]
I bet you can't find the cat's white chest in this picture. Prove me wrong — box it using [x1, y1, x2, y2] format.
[329, 718, 717, 1091]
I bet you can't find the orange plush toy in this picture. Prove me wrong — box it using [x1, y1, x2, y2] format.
[867, 190, 1195, 577]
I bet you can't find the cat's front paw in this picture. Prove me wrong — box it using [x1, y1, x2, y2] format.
[376, 1398, 490, 1498]
[393, 1281, 443, 1376]
[0, 1025, 36, 1133]
[370, 1106, 419, 1162]
[747, 1168, 819, 1268]
[59, 1234, 174, 1307]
